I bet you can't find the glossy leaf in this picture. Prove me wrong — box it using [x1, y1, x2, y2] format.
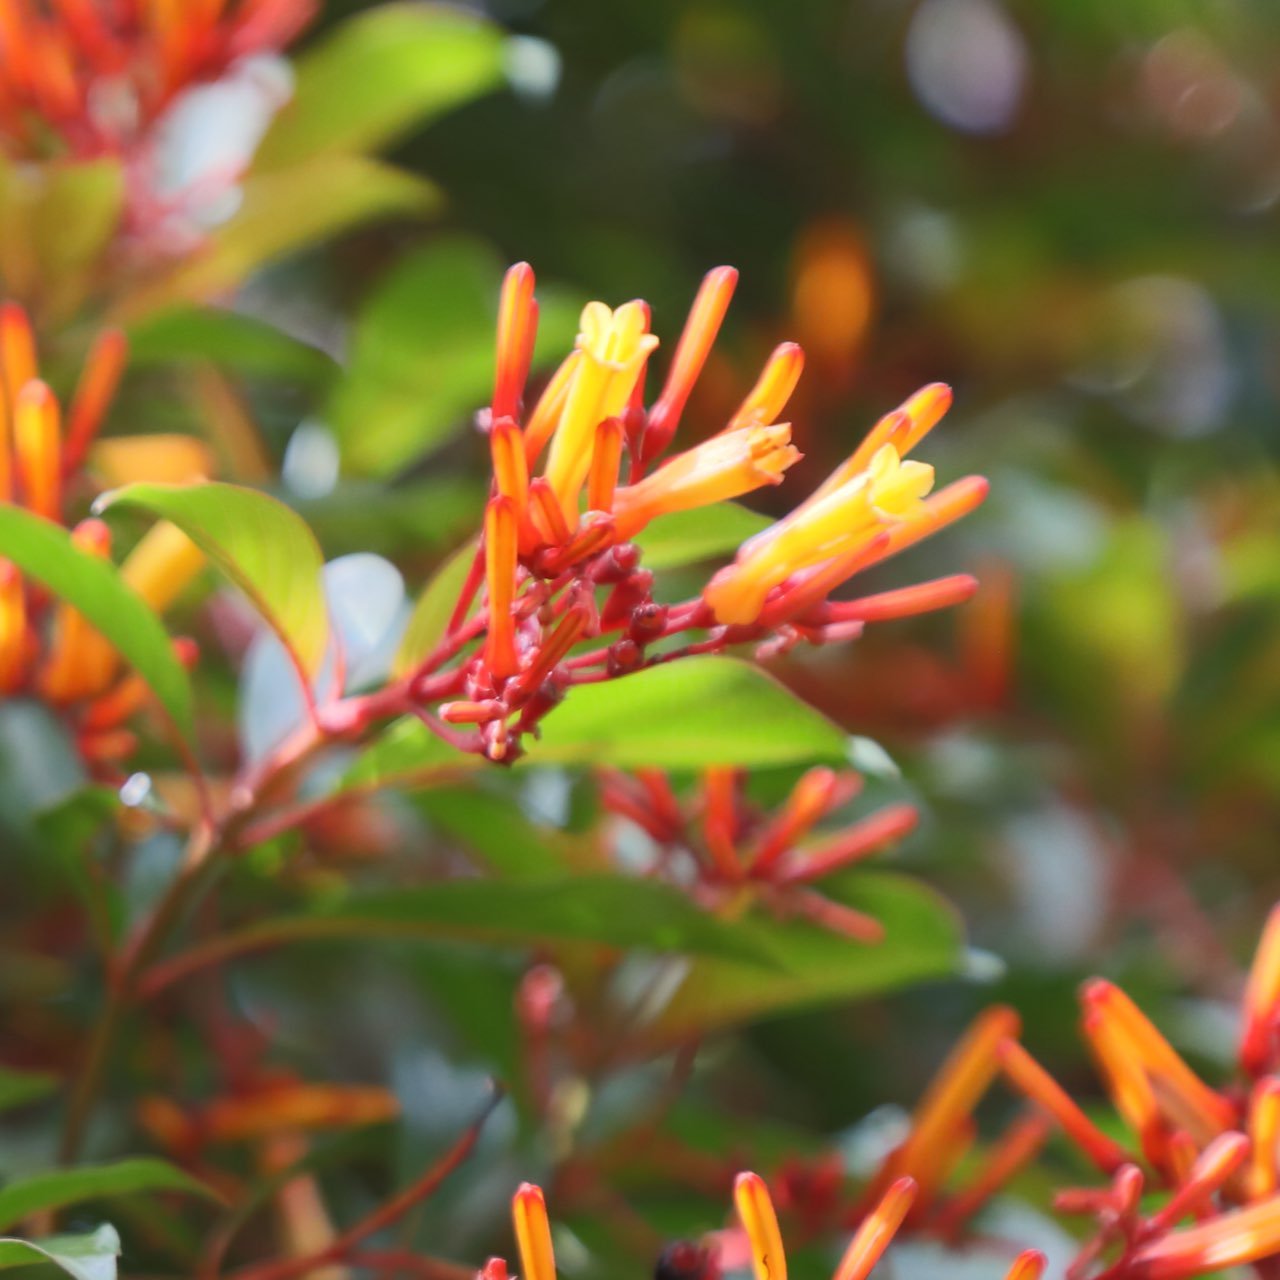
[327, 237, 581, 476]
[634, 502, 771, 570]
[637, 872, 963, 1047]
[0, 1159, 215, 1232]
[393, 537, 480, 676]
[530, 657, 850, 767]
[0, 506, 194, 738]
[0, 1226, 120, 1280]
[98, 481, 329, 682]
[256, 3, 505, 170]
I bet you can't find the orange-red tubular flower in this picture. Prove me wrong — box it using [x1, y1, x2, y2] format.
[996, 1039, 1132, 1175]
[492, 263, 538, 423]
[832, 1177, 916, 1280]
[1241, 904, 1280, 1078]
[1127, 1194, 1280, 1279]
[734, 1172, 787, 1280]
[726, 343, 805, 434]
[1081, 979, 1236, 1143]
[512, 1183, 557, 1280]
[646, 265, 738, 456]
[483, 497, 520, 682]
[64, 328, 127, 472]
[878, 1006, 1021, 1216]
[14, 381, 62, 521]
[749, 766, 857, 874]
[1249, 1078, 1280, 1199]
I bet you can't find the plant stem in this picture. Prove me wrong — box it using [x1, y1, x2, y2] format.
[225, 1089, 502, 1280]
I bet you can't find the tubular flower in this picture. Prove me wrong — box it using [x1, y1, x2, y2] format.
[0, 0, 314, 160]
[408, 264, 984, 763]
[0, 301, 203, 769]
[597, 764, 918, 943]
[731, 1169, 1041, 1280]
[705, 384, 987, 628]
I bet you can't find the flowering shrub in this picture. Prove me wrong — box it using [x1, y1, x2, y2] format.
[1, 4, 1276, 1280]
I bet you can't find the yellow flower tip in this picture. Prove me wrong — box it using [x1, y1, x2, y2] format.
[866, 445, 935, 519]
[512, 1182, 556, 1280]
[120, 519, 207, 614]
[578, 299, 659, 369]
[1002, 1250, 1046, 1280]
[543, 299, 659, 529]
[612, 423, 800, 539]
[733, 1171, 787, 1280]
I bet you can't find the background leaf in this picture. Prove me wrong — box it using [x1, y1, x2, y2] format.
[147, 877, 778, 996]
[326, 237, 581, 476]
[528, 657, 850, 767]
[0, 1159, 215, 1233]
[255, 3, 505, 170]
[0, 1066, 57, 1113]
[634, 503, 771, 570]
[99, 481, 329, 682]
[0, 506, 194, 738]
[637, 872, 964, 1046]
[393, 537, 479, 676]
[0, 1226, 120, 1280]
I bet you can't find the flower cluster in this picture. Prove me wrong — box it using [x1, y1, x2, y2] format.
[736, 903, 1280, 1280]
[494, 1175, 1043, 1280]
[0, 300, 200, 769]
[597, 764, 919, 941]
[0, 0, 313, 159]
[408, 263, 986, 762]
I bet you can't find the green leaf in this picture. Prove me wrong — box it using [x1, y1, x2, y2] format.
[327, 237, 582, 476]
[0, 1225, 120, 1280]
[638, 872, 963, 1047]
[0, 1159, 216, 1233]
[0, 506, 194, 739]
[133, 156, 439, 312]
[126, 306, 336, 389]
[98, 481, 329, 683]
[256, 3, 505, 170]
[146, 877, 777, 996]
[529, 657, 849, 767]
[393, 537, 480, 677]
[0, 1066, 57, 1113]
[634, 502, 771, 570]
